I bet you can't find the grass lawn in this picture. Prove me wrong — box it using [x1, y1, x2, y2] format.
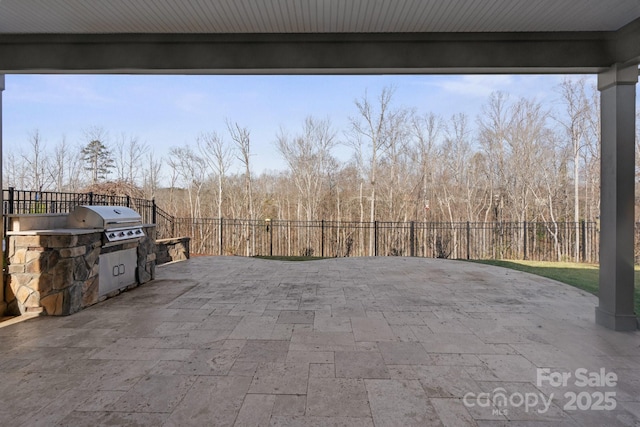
[472, 259, 640, 316]
[253, 256, 329, 261]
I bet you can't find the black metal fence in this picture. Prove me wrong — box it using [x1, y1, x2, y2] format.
[2, 187, 174, 240]
[174, 217, 602, 262]
[0, 188, 610, 262]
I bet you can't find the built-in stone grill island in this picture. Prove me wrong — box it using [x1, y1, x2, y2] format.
[4, 206, 156, 315]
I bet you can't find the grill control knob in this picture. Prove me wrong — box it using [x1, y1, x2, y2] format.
[108, 233, 116, 238]
[118, 232, 125, 237]
[127, 231, 133, 236]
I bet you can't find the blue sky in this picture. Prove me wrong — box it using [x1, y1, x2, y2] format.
[3, 74, 600, 179]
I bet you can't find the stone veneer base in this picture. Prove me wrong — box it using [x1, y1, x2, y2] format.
[4, 225, 156, 316]
[156, 237, 190, 265]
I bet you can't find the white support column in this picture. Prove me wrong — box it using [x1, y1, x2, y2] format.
[596, 64, 639, 331]
[0, 74, 5, 317]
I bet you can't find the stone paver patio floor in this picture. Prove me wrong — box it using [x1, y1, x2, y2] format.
[1, 257, 640, 426]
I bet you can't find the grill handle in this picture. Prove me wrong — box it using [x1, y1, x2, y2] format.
[105, 220, 141, 225]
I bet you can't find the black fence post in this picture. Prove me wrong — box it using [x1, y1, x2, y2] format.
[410, 221, 415, 257]
[88, 192, 94, 205]
[4, 187, 14, 243]
[374, 221, 378, 257]
[152, 199, 157, 224]
[466, 221, 471, 260]
[581, 220, 586, 262]
[269, 220, 274, 257]
[220, 217, 224, 256]
[523, 221, 528, 260]
[321, 220, 325, 258]
[126, 195, 131, 208]
[7, 187, 14, 214]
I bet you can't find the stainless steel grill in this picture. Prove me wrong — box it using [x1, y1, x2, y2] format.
[68, 205, 144, 243]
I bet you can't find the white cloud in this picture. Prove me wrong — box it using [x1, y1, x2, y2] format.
[435, 75, 515, 97]
[6, 75, 114, 105]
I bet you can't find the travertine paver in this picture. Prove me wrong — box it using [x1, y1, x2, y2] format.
[0, 256, 639, 426]
[272, 394, 307, 416]
[163, 376, 251, 426]
[233, 394, 276, 426]
[236, 340, 289, 363]
[248, 362, 309, 394]
[351, 317, 396, 341]
[313, 315, 352, 332]
[104, 374, 197, 413]
[377, 340, 434, 365]
[306, 377, 371, 417]
[413, 364, 484, 398]
[366, 379, 441, 426]
[431, 397, 481, 427]
[277, 310, 315, 324]
[309, 363, 335, 378]
[335, 350, 390, 379]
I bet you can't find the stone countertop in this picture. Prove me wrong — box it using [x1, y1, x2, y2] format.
[7, 224, 155, 236]
[7, 213, 68, 217]
[6, 228, 102, 236]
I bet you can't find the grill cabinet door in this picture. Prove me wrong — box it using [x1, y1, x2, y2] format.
[98, 248, 137, 296]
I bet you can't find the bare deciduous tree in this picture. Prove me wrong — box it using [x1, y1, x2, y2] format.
[50, 135, 81, 191]
[114, 133, 149, 189]
[197, 131, 233, 220]
[4, 151, 26, 189]
[555, 77, 590, 261]
[276, 116, 337, 222]
[167, 145, 207, 219]
[21, 129, 51, 191]
[142, 151, 163, 200]
[349, 86, 398, 254]
[411, 112, 442, 221]
[227, 120, 254, 220]
[478, 92, 511, 222]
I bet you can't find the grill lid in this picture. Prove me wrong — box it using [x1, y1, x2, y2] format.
[68, 205, 142, 229]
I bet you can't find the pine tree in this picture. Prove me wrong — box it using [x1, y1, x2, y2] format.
[81, 139, 114, 185]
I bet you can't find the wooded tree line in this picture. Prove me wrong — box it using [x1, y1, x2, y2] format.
[4, 78, 639, 232]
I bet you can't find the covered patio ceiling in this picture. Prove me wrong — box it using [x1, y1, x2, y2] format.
[0, 0, 639, 74]
[0, 0, 637, 33]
